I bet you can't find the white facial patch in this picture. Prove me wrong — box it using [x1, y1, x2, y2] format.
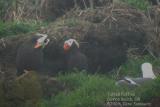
[36, 33, 48, 43]
[141, 62, 156, 79]
[36, 33, 50, 46]
[64, 39, 79, 48]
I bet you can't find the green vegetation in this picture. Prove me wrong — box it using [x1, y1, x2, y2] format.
[0, 20, 47, 38]
[53, 73, 119, 107]
[118, 55, 160, 78]
[0, 0, 15, 19]
[0, 72, 42, 107]
[136, 76, 160, 101]
[121, 0, 150, 11]
[0, 0, 151, 37]
[34, 55, 160, 107]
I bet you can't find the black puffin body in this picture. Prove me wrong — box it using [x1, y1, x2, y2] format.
[66, 46, 88, 71]
[64, 39, 88, 71]
[16, 34, 49, 76]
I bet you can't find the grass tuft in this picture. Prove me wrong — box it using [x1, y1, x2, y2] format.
[0, 20, 47, 38]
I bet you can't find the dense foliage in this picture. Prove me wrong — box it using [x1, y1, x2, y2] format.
[0, 20, 47, 38]
[0, 0, 151, 38]
[36, 55, 160, 107]
[0, 72, 42, 107]
[121, 0, 150, 10]
[0, 0, 15, 20]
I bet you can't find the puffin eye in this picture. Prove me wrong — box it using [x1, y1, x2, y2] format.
[44, 39, 48, 43]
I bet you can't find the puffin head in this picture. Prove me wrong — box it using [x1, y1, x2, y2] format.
[141, 62, 156, 79]
[34, 33, 50, 49]
[63, 39, 79, 51]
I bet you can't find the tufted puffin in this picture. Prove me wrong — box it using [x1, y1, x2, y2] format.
[16, 33, 50, 78]
[63, 39, 88, 71]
